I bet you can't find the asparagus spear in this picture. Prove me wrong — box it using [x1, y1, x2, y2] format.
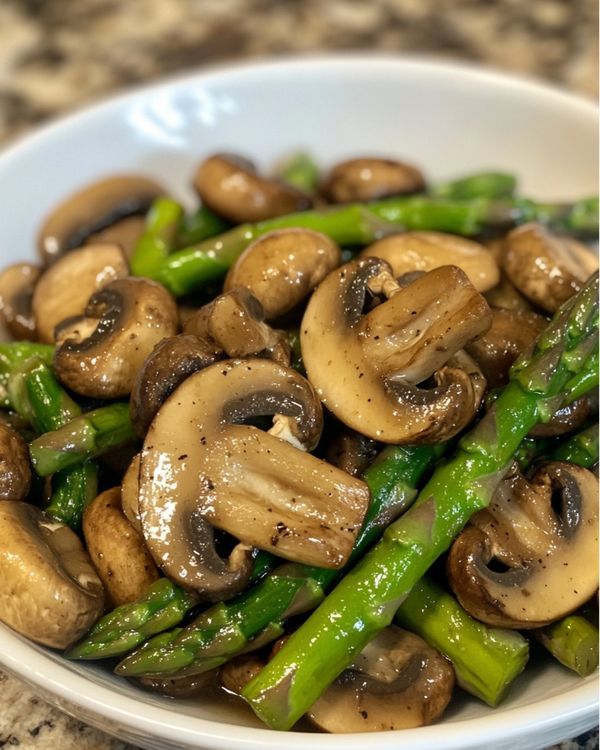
[130, 197, 184, 278]
[551, 423, 599, 468]
[431, 172, 517, 200]
[242, 273, 599, 730]
[6, 358, 99, 531]
[72, 444, 443, 664]
[277, 152, 320, 194]
[535, 616, 599, 677]
[29, 402, 136, 476]
[148, 195, 599, 297]
[175, 205, 230, 248]
[395, 576, 528, 706]
[67, 579, 198, 660]
[0, 342, 54, 408]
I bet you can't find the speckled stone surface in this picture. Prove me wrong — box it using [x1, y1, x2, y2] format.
[0, 1, 598, 748]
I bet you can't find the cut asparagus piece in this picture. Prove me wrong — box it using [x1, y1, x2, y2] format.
[130, 197, 184, 278]
[535, 616, 599, 677]
[242, 273, 599, 730]
[396, 576, 528, 706]
[29, 402, 136, 476]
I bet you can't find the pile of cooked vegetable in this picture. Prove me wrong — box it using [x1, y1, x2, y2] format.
[0, 151, 598, 733]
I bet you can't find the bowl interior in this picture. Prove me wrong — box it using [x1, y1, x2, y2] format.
[0, 57, 597, 750]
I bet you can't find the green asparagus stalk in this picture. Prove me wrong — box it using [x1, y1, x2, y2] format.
[29, 402, 136, 476]
[175, 205, 230, 248]
[551, 423, 599, 468]
[535, 616, 599, 677]
[75, 444, 443, 667]
[5, 358, 99, 531]
[395, 576, 528, 706]
[46, 460, 99, 530]
[431, 172, 517, 200]
[66, 579, 198, 660]
[148, 195, 599, 297]
[130, 197, 184, 278]
[277, 153, 320, 194]
[242, 273, 599, 730]
[0, 342, 54, 408]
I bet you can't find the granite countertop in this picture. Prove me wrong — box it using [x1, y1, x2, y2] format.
[0, 1, 598, 748]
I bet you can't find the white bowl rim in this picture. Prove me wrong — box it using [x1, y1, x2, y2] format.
[0, 54, 597, 749]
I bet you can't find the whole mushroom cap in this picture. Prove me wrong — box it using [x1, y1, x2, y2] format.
[321, 157, 426, 203]
[0, 263, 41, 341]
[0, 502, 104, 648]
[0, 423, 32, 502]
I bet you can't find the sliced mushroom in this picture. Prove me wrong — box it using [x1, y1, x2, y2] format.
[0, 501, 104, 648]
[484, 274, 538, 312]
[121, 453, 142, 533]
[87, 215, 147, 259]
[37, 175, 165, 265]
[138, 358, 370, 601]
[503, 223, 598, 312]
[53, 277, 178, 398]
[321, 157, 425, 203]
[528, 396, 592, 438]
[325, 425, 380, 477]
[465, 308, 547, 387]
[301, 259, 491, 443]
[194, 154, 311, 223]
[130, 335, 221, 437]
[0, 423, 32, 502]
[361, 231, 499, 292]
[447, 462, 599, 628]
[83, 487, 160, 607]
[0, 263, 41, 340]
[220, 653, 265, 696]
[32, 243, 128, 344]
[224, 229, 341, 320]
[308, 626, 454, 732]
[184, 288, 291, 366]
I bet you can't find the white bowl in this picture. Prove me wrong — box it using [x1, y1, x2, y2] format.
[0, 56, 597, 750]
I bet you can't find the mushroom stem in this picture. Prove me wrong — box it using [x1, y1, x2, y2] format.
[150, 195, 599, 297]
[241, 274, 599, 731]
[29, 402, 136, 477]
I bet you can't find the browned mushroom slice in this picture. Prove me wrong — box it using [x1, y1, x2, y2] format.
[130, 335, 221, 437]
[321, 157, 425, 203]
[224, 229, 341, 320]
[465, 308, 547, 387]
[32, 243, 128, 344]
[53, 277, 178, 398]
[528, 396, 591, 438]
[121, 453, 142, 533]
[87, 215, 147, 259]
[0, 501, 104, 648]
[0, 423, 32, 502]
[0, 263, 41, 340]
[308, 627, 454, 732]
[325, 425, 380, 478]
[301, 259, 491, 443]
[447, 462, 599, 628]
[194, 154, 311, 223]
[138, 358, 370, 601]
[503, 223, 598, 312]
[184, 288, 291, 365]
[220, 653, 265, 696]
[83, 487, 160, 607]
[361, 231, 499, 292]
[37, 175, 165, 265]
